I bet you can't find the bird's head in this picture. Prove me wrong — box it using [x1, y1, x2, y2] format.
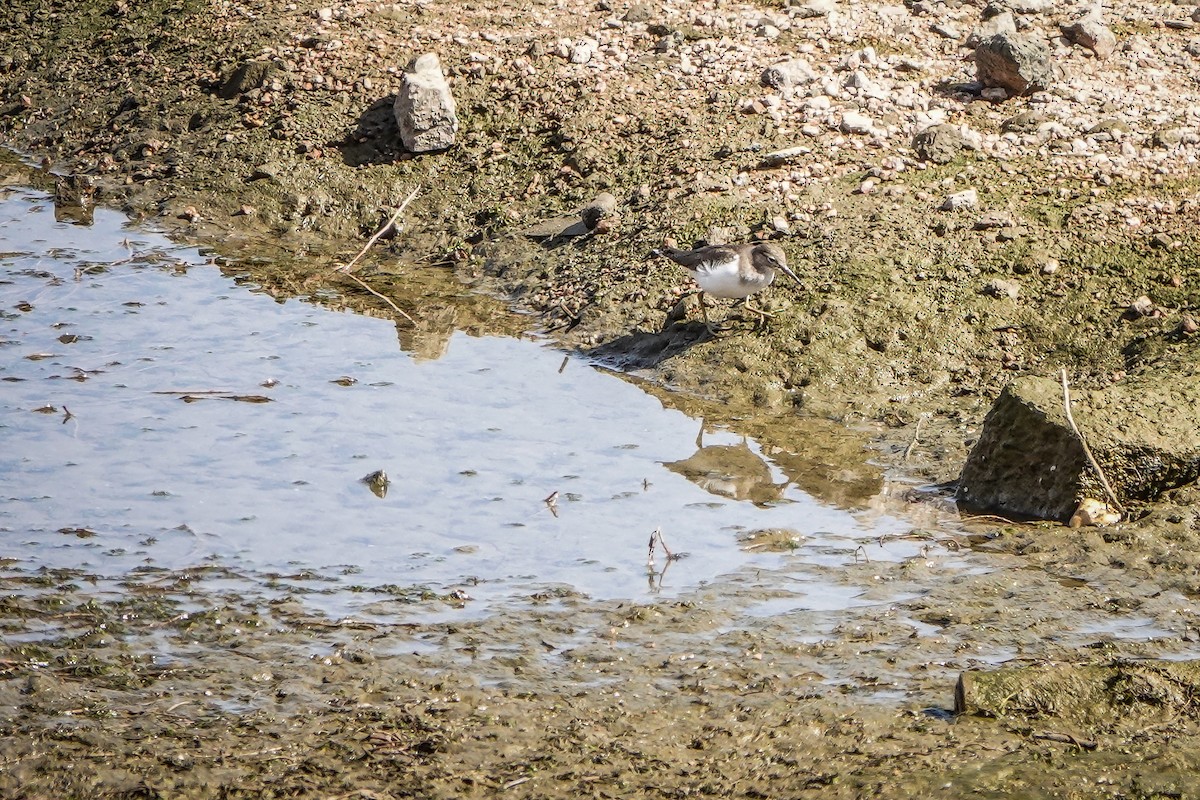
[755, 242, 800, 284]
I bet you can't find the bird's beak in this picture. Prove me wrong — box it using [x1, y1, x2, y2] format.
[779, 264, 801, 285]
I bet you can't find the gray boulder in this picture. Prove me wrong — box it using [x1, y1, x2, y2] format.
[975, 32, 1054, 96]
[913, 123, 965, 164]
[957, 374, 1200, 522]
[394, 53, 458, 153]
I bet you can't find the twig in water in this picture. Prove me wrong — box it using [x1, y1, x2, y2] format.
[336, 186, 421, 275]
[343, 272, 416, 326]
[1059, 368, 1124, 514]
[647, 527, 685, 567]
[904, 413, 928, 461]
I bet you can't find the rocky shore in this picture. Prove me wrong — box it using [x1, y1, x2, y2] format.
[5, 0, 1199, 503]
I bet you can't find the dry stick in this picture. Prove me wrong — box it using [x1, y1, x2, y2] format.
[903, 413, 926, 461]
[336, 185, 422, 275]
[344, 271, 416, 325]
[1060, 368, 1124, 513]
[335, 186, 422, 325]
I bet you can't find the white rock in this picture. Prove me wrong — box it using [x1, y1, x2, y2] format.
[840, 111, 873, 134]
[761, 59, 816, 89]
[394, 53, 458, 153]
[941, 188, 978, 211]
[570, 42, 594, 64]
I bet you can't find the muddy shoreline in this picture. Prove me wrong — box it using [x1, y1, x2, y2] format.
[5, 0, 1200, 795]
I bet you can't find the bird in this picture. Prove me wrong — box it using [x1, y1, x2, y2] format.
[653, 241, 799, 332]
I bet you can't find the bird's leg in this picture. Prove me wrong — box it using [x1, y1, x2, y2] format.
[697, 292, 727, 336]
[738, 297, 775, 330]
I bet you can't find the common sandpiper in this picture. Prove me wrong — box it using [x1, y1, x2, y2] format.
[653, 241, 799, 332]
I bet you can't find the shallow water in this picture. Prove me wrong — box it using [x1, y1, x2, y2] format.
[0, 186, 972, 621]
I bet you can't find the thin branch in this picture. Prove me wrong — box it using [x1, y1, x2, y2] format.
[903, 413, 927, 461]
[342, 272, 416, 325]
[1060, 368, 1123, 513]
[336, 185, 421, 275]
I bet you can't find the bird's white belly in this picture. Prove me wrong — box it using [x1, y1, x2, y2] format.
[694, 258, 768, 299]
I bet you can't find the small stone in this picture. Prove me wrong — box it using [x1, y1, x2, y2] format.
[931, 22, 961, 39]
[941, 188, 979, 211]
[761, 59, 816, 89]
[1062, 13, 1117, 59]
[1181, 315, 1199, 334]
[570, 42, 594, 64]
[580, 192, 618, 230]
[789, 0, 835, 19]
[912, 124, 965, 164]
[843, 71, 871, 90]
[968, 9, 1015, 47]
[1041, 259, 1059, 275]
[1152, 128, 1187, 148]
[1150, 232, 1175, 249]
[1001, 111, 1046, 134]
[1126, 295, 1156, 318]
[623, 2, 652, 22]
[760, 146, 811, 166]
[840, 112, 873, 135]
[975, 211, 1014, 229]
[983, 278, 1020, 300]
[980, 87, 1008, 102]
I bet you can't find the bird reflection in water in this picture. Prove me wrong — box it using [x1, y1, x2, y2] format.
[663, 419, 788, 507]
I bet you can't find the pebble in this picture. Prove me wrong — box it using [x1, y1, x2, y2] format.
[984, 278, 1021, 300]
[941, 188, 979, 211]
[840, 112, 873, 135]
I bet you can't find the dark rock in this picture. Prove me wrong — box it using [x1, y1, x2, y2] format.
[219, 61, 277, 99]
[912, 123, 965, 164]
[975, 32, 1053, 96]
[957, 374, 1200, 522]
[624, 3, 653, 22]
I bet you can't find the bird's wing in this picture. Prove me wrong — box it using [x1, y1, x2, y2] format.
[656, 245, 731, 269]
